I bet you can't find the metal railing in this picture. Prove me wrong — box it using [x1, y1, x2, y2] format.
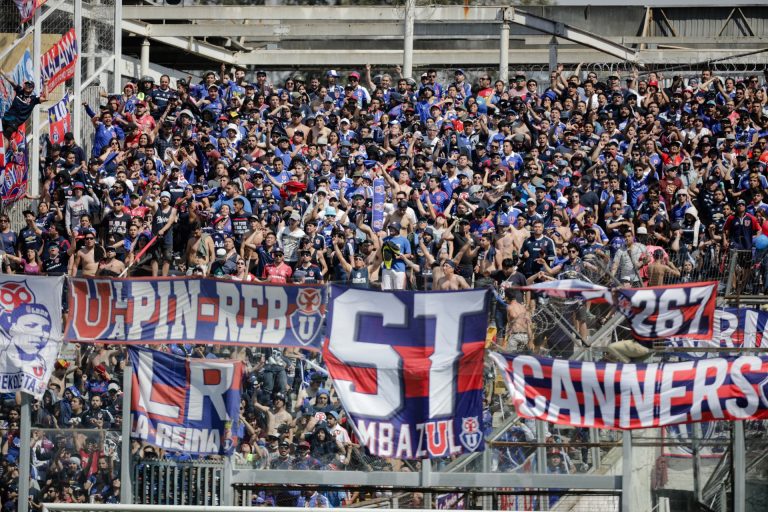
[132, 460, 226, 505]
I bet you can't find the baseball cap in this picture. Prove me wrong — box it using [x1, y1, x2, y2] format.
[160, 191, 171, 199]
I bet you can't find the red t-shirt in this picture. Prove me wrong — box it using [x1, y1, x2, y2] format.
[263, 262, 293, 283]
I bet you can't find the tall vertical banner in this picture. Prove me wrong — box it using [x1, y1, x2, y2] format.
[371, 176, 385, 232]
[128, 346, 243, 455]
[13, 0, 47, 23]
[48, 94, 71, 144]
[0, 275, 64, 398]
[323, 286, 489, 459]
[40, 28, 78, 90]
[492, 352, 768, 430]
[0, 124, 28, 205]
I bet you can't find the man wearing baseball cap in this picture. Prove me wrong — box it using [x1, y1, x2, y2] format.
[347, 71, 371, 108]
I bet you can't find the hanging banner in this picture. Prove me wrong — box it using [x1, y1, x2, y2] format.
[525, 280, 718, 341]
[371, 177, 385, 232]
[13, 0, 47, 23]
[667, 307, 768, 356]
[0, 275, 64, 398]
[66, 277, 326, 349]
[40, 28, 78, 90]
[521, 278, 612, 302]
[12, 49, 34, 86]
[492, 352, 768, 430]
[0, 124, 28, 205]
[0, 79, 12, 118]
[613, 281, 717, 341]
[48, 94, 71, 144]
[128, 346, 242, 455]
[323, 286, 489, 459]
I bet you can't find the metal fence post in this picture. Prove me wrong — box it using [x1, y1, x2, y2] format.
[621, 431, 632, 512]
[733, 421, 745, 512]
[222, 455, 233, 506]
[121, 363, 133, 503]
[18, 394, 32, 512]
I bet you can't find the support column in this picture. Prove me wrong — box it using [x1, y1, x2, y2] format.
[402, 0, 415, 79]
[120, 364, 133, 504]
[113, 0, 122, 91]
[141, 38, 151, 77]
[733, 422, 745, 512]
[692, 422, 703, 503]
[621, 431, 631, 512]
[30, 7, 42, 198]
[548, 36, 558, 74]
[499, 8, 510, 84]
[18, 395, 32, 512]
[421, 459, 432, 509]
[73, 0, 82, 145]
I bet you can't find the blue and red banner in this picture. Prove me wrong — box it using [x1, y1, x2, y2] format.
[0, 124, 28, 205]
[525, 280, 718, 341]
[667, 308, 768, 355]
[128, 346, 242, 455]
[323, 286, 489, 459]
[371, 177, 385, 232]
[48, 94, 70, 144]
[40, 28, 78, 90]
[66, 277, 326, 349]
[492, 352, 768, 430]
[13, 0, 47, 23]
[613, 281, 717, 341]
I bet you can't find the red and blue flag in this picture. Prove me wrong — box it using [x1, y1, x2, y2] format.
[128, 346, 243, 455]
[323, 286, 488, 459]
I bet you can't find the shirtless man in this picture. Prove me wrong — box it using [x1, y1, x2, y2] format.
[185, 222, 215, 273]
[505, 288, 534, 352]
[69, 232, 101, 276]
[386, 198, 417, 235]
[96, 246, 125, 276]
[436, 260, 470, 290]
[646, 249, 681, 286]
[495, 221, 529, 268]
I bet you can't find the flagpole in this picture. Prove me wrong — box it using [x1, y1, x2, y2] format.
[73, 0, 82, 144]
[29, 7, 41, 199]
[121, 362, 133, 504]
[18, 393, 31, 512]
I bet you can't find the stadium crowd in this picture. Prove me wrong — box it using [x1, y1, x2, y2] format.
[1, 63, 768, 507]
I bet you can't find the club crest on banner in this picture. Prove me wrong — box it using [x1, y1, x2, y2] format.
[290, 287, 324, 346]
[459, 416, 482, 452]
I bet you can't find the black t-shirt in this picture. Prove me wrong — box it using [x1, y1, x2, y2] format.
[43, 255, 67, 275]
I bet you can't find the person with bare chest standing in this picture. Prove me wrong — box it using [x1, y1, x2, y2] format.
[69, 233, 102, 276]
[436, 260, 470, 290]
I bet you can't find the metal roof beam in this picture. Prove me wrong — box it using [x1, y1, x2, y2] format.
[506, 8, 638, 63]
[231, 48, 768, 67]
[122, 5, 501, 22]
[123, 19, 237, 64]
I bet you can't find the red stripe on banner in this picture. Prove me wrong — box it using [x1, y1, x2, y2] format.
[457, 341, 485, 392]
[394, 346, 432, 398]
[322, 339, 379, 395]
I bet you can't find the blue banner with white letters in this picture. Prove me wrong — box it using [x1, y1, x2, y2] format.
[67, 277, 326, 349]
[128, 346, 243, 455]
[323, 286, 489, 459]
